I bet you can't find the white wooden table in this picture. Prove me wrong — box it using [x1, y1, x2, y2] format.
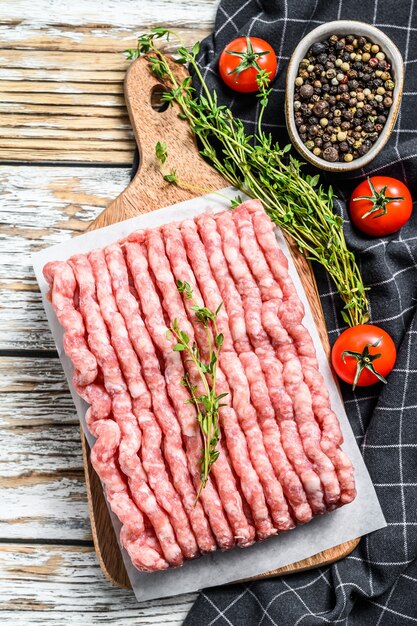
[0, 2, 217, 622]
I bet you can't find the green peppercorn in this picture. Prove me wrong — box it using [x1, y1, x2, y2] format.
[385, 79, 395, 91]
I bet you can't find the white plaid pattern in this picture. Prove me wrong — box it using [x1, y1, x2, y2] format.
[180, 0, 417, 624]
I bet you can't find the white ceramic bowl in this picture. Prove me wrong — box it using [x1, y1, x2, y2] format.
[285, 20, 404, 172]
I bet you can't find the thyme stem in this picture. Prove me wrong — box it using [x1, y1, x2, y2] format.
[128, 29, 370, 327]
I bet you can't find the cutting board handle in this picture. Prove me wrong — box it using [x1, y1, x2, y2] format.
[90, 57, 225, 231]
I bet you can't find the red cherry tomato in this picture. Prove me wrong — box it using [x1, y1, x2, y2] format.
[349, 176, 412, 236]
[331, 324, 396, 389]
[219, 36, 277, 93]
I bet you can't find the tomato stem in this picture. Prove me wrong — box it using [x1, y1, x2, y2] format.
[341, 337, 388, 390]
[225, 36, 270, 77]
[352, 176, 404, 219]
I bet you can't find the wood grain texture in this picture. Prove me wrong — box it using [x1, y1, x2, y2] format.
[83, 55, 359, 590]
[0, 0, 216, 163]
[0, 545, 195, 624]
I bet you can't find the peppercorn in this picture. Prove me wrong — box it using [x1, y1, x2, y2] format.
[344, 153, 353, 162]
[358, 143, 370, 155]
[323, 146, 339, 161]
[299, 84, 314, 99]
[294, 34, 393, 162]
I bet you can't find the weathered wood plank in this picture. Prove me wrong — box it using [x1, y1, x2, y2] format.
[2, 478, 90, 541]
[0, 1, 216, 163]
[0, 166, 130, 350]
[0, 0, 216, 52]
[0, 355, 90, 541]
[0, 545, 196, 622]
[0, 358, 70, 393]
[0, 114, 130, 129]
[0, 80, 124, 94]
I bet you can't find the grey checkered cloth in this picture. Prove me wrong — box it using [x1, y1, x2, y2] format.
[181, 1, 417, 624]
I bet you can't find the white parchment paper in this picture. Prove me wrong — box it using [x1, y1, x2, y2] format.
[32, 187, 386, 602]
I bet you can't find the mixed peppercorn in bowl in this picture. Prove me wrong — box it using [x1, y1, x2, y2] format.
[286, 21, 404, 171]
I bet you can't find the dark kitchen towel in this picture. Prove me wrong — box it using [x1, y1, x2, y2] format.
[179, 1, 417, 625]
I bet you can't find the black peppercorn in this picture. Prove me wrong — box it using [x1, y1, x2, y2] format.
[339, 141, 349, 152]
[358, 143, 370, 155]
[311, 41, 327, 55]
[343, 110, 353, 121]
[348, 80, 359, 90]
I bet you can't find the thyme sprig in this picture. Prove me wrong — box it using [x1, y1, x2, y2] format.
[127, 29, 370, 327]
[168, 280, 226, 503]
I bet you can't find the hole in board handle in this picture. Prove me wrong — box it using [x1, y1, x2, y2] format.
[150, 85, 170, 112]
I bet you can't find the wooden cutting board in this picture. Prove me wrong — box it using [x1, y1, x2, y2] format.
[81, 56, 359, 589]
